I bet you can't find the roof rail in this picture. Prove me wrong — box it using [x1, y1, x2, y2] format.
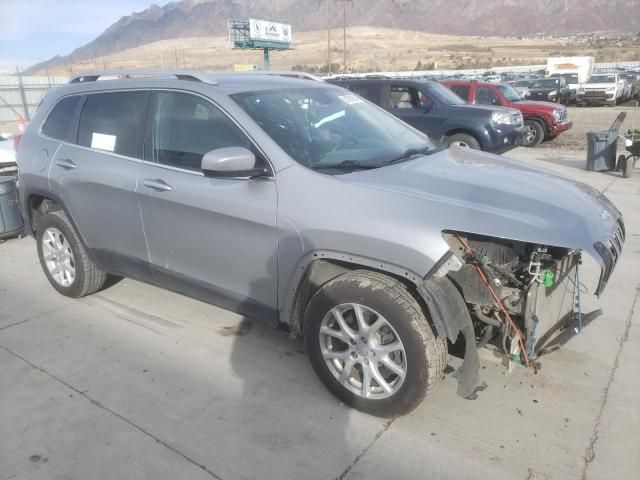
[69, 69, 218, 85]
[218, 70, 323, 82]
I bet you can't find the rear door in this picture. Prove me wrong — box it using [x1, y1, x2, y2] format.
[49, 90, 150, 279]
[136, 90, 279, 324]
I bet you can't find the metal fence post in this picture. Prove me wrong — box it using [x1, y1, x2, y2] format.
[15, 67, 31, 121]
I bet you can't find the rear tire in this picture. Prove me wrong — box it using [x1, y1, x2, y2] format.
[523, 119, 545, 147]
[443, 133, 481, 150]
[304, 270, 447, 417]
[37, 211, 107, 298]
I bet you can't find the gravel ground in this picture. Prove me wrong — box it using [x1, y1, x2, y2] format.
[541, 101, 639, 151]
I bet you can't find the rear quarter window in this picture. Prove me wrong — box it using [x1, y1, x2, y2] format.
[77, 91, 148, 159]
[449, 85, 470, 100]
[41, 95, 81, 141]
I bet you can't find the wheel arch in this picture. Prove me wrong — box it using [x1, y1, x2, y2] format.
[22, 187, 98, 265]
[282, 250, 438, 337]
[441, 128, 484, 150]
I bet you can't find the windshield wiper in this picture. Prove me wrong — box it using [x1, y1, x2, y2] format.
[383, 146, 436, 165]
[310, 160, 379, 171]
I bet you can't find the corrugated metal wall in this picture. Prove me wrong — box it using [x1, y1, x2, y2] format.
[0, 75, 69, 123]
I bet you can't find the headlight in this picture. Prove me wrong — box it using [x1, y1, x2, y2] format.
[548, 90, 558, 96]
[553, 109, 562, 120]
[524, 91, 531, 97]
[578, 87, 586, 93]
[491, 111, 514, 125]
[606, 87, 615, 93]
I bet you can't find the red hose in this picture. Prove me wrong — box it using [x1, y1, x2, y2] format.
[456, 235, 530, 367]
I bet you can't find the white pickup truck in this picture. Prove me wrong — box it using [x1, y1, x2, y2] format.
[577, 73, 623, 107]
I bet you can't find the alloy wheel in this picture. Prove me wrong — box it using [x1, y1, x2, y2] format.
[319, 303, 407, 399]
[42, 227, 76, 287]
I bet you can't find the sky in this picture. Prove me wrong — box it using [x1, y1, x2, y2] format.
[0, 0, 164, 72]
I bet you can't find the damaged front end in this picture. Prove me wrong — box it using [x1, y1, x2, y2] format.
[420, 227, 625, 399]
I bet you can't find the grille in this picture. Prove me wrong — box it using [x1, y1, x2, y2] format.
[596, 217, 625, 295]
[585, 89, 606, 97]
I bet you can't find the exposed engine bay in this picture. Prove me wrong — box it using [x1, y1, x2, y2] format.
[424, 232, 593, 398]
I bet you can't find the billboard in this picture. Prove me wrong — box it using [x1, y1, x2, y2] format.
[249, 18, 292, 44]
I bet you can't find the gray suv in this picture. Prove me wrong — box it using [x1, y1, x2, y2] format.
[17, 70, 624, 416]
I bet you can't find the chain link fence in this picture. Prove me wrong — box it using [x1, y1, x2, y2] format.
[0, 74, 69, 124]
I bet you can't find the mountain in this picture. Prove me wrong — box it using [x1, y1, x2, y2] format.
[27, 0, 640, 73]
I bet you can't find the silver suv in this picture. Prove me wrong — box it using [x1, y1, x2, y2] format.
[17, 70, 624, 416]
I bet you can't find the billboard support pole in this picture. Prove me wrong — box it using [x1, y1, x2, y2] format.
[263, 48, 270, 71]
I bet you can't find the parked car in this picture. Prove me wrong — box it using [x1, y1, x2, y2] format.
[17, 70, 624, 417]
[442, 80, 572, 147]
[522, 78, 571, 105]
[548, 73, 580, 102]
[509, 79, 533, 97]
[577, 73, 622, 106]
[0, 135, 18, 176]
[328, 78, 526, 154]
[621, 72, 640, 99]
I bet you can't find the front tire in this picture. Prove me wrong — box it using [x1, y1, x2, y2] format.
[37, 211, 107, 298]
[304, 270, 447, 417]
[523, 119, 544, 147]
[443, 133, 481, 150]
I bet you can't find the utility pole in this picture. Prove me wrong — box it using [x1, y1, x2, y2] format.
[343, 0, 347, 71]
[326, 0, 331, 74]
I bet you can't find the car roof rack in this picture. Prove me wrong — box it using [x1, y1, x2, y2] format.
[69, 69, 218, 85]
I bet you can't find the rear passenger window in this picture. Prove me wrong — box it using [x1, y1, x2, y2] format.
[42, 96, 81, 141]
[449, 85, 470, 100]
[348, 84, 381, 104]
[77, 91, 148, 158]
[153, 92, 252, 172]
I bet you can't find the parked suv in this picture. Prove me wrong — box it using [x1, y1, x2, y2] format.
[442, 80, 572, 147]
[524, 77, 571, 105]
[328, 78, 526, 154]
[17, 70, 624, 417]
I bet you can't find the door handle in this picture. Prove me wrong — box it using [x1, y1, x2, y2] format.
[55, 158, 77, 170]
[143, 178, 173, 192]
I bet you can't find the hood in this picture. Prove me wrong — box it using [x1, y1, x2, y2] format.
[527, 88, 557, 94]
[511, 100, 562, 113]
[340, 146, 621, 264]
[582, 82, 617, 89]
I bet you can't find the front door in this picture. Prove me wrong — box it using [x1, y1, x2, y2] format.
[387, 85, 442, 138]
[136, 91, 279, 325]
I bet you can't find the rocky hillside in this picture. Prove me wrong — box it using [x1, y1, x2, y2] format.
[27, 0, 640, 73]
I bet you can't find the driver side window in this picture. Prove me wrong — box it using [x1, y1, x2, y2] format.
[476, 87, 499, 106]
[390, 86, 417, 109]
[153, 91, 254, 172]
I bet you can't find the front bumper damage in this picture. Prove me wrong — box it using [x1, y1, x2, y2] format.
[421, 218, 625, 399]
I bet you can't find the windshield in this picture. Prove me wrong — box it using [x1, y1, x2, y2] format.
[588, 74, 616, 83]
[425, 83, 466, 105]
[497, 84, 522, 101]
[552, 73, 578, 83]
[530, 78, 560, 89]
[232, 87, 437, 172]
[513, 80, 531, 87]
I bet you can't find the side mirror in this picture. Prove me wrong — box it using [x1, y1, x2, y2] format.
[419, 100, 434, 112]
[201, 147, 269, 178]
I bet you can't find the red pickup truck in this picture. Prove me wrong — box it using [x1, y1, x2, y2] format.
[441, 80, 573, 147]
